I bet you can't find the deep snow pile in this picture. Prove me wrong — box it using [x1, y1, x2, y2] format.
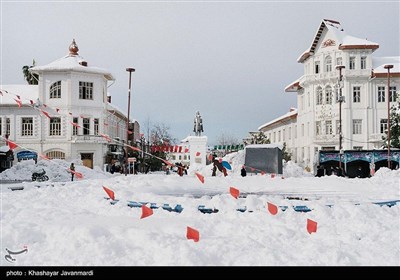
[1, 158, 399, 266]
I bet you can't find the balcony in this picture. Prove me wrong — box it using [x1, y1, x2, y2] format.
[71, 135, 109, 144]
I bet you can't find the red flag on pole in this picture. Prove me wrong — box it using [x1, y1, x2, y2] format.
[186, 226, 200, 242]
[195, 172, 204, 184]
[267, 202, 278, 215]
[6, 140, 18, 150]
[103, 186, 115, 200]
[307, 219, 318, 234]
[141, 205, 153, 219]
[229, 187, 240, 199]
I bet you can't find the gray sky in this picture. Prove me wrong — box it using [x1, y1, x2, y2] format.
[1, 1, 399, 145]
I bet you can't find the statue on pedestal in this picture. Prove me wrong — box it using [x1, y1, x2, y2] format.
[193, 111, 204, 136]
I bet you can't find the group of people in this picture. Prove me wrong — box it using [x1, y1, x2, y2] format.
[315, 165, 345, 177]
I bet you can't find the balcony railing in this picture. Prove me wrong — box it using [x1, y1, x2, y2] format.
[71, 135, 109, 143]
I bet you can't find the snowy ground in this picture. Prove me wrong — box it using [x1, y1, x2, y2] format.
[1, 153, 399, 266]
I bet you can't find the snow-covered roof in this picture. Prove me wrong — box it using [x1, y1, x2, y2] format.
[372, 56, 400, 74]
[0, 85, 39, 105]
[31, 54, 114, 81]
[298, 19, 379, 63]
[284, 79, 302, 92]
[258, 108, 297, 131]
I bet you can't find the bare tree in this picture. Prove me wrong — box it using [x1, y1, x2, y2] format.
[216, 132, 239, 146]
[150, 122, 177, 145]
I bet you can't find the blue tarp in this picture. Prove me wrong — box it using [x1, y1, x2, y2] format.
[17, 151, 37, 160]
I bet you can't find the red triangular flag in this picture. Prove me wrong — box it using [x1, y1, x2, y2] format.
[70, 121, 81, 128]
[184, 148, 189, 153]
[178, 146, 182, 153]
[127, 130, 133, 135]
[6, 140, 18, 150]
[56, 108, 60, 113]
[195, 172, 204, 184]
[140, 205, 153, 219]
[103, 186, 115, 200]
[14, 99, 22, 107]
[307, 219, 318, 234]
[29, 100, 34, 105]
[15, 94, 21, 100]
[100, 134, 111, 142]
[127, 145, 141, 152]
[267, 202, 278, 215]
[186, 226, 200, 242]
[229, 187, 240, 199]
[39, 154, 49, 160]
[41, 110, 51, 119]
[195, 152, 200, 156]
[271, 173, 276, 178]
[261, 171, 266, 175]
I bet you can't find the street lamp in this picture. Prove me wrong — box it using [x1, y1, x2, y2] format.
[336, 65, 345, 170]
[125, 67, 135, 175]
[384, 64, 394, 169]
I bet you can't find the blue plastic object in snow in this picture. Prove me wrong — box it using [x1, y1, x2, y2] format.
[222, 161, 232, 170]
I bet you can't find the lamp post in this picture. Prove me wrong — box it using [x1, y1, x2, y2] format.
[336, 65, 345, 170]
[125, 67, 135, 175]
[384, 64, 394, 169]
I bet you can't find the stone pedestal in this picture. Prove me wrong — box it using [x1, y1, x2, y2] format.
[188, 136, 207, 172]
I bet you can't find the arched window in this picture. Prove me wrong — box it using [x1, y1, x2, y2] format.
[325, 86, 333, 105]
[46, 150, 65, 160]
[325, 56, 332, 72]
[316, 87, 323, 105]
[50, 81, 62, 98]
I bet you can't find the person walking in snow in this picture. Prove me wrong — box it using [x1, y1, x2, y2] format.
[70, 163, 75, 181]
[241, 166, 247, 177]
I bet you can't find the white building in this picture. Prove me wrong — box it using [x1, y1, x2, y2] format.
[259, 19, 399, 170]
[0, 40, 139, 169]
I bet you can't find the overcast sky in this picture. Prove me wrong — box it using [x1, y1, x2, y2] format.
[1, 1, 399, 145]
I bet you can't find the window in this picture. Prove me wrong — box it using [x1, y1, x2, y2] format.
[0, 118, 2, 135]
[273, 132, 276, 142]
[353, 86, 361, 103]
[316, 121, 321, 135]
[21, 117, 33, 136]
[336, 57, 342, 66]
[390, 86, 397, 102]
[307, 92, 310, 107]
[46, 151, 65, 160]
[94, 119, 99, 135]
[83, 118, 90, 135]
[353, 146, 363, 151]
[300, 96, 304, 111]
[325, 56, 332, 72]
[289, 127, 292, 140]
[283, 129, 285, 141]
[349, 57, 355, 70]
[325, 86, 332, 105]
[361, 56, 367, 69]
[325, 120, 332, 135]
[378, 86, 385, 102]
[295, 125, 297, 138]
[49, 117, 61, 136]
[353, 119, 362, 135]
[50, 81, 61, 98]
[301, 124, 304, 137]
[316, 87, 323, 105]
[72, 117, 78, 135]
[79, 81, 93, 100]
[6, 118, 10, 136]
[307, 122, 310, 136]
[315, 61, 320, 74]
[336, 120, 340, 134]
[380, 119, 388, 134]
[278, 131, 281, 142]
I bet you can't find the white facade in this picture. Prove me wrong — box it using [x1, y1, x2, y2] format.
[259, 20, 400, 170]
[0, 40, 133, 169]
